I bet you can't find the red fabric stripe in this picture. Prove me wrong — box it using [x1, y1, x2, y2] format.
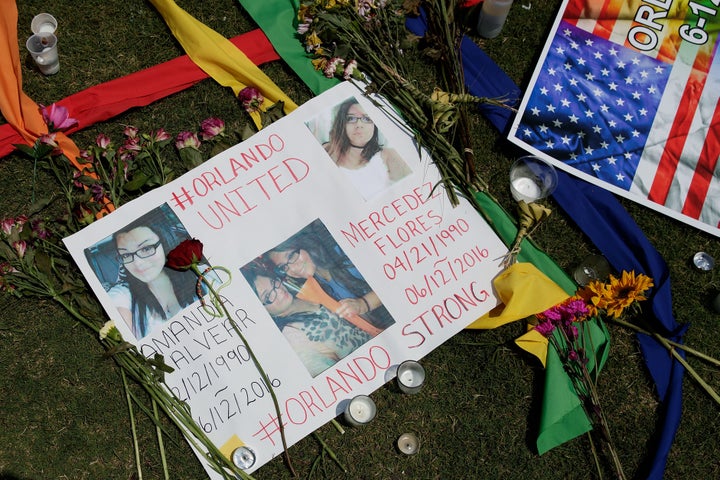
[681, 98, 720, 218]
[0, 29, 279, 158]
[648, 68, 708, 205]
[563, 0, 586, 25]
[591, 0, 618, 41]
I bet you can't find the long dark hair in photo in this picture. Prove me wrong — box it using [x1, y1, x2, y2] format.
[267, 222, 371, 300]
[113, 219, 198, 338]
[325, 97, 382, 161]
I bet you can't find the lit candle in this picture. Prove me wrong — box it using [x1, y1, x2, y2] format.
[344, 395, 377, 426]
[231, 445, 256, 469]
[396, 360, 425, 394]
[397, 432, 420, 455]
[509, 156, 558, 203]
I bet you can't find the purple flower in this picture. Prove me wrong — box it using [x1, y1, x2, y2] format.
[568, 350, 579, 362]
[200, 117, 225, 140]
[90, 184, 105, 202]
[175, 131, 201, 150]
[238, 86, 264, 113]
[535, 320, 556, 338]
[40, 103, 78, 132]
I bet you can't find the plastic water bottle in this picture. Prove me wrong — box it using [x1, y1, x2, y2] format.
[477, 0, 514, 39]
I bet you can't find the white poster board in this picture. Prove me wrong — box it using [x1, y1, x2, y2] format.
[64, 82, 508, 476]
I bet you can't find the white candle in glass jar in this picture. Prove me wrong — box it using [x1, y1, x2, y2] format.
[344, 395, 377, 426]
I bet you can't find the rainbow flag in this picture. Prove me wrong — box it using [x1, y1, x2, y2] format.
[510, 0, 720, 235]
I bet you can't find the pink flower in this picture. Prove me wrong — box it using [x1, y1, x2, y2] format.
[0, 261, 17, 275]
[151, 129, 171, 142]
[30, 219, 50, 240]
[200, 117, 225, 140]
[343, 59, 359, 80]
[238, 86, 264, 113]
[40, 103, 78, 132]
[175, 131, 201, 150]
[96, 134, 111, 149]
[324, 57, 344, 78]
[123, 125, 139, 138]
[1, 218, 14, 236]
[13, 241, 27, 259]
[122, 136, 142, 153]
[38, 133, 62, 155]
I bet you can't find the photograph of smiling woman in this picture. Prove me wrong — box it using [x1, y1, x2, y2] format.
[105, 208, 201, 339]
[319, 97, 411, 200]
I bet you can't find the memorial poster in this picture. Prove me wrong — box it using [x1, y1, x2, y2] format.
[64, 82, 508, 476]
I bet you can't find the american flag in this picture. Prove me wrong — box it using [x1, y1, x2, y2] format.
[511, 0, 720, 234]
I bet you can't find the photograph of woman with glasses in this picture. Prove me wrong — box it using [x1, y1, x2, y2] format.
[265, 219, 394, 331]
[241, 264, 373, 377]
[86, 205, 201, 340]
[320, 97, 411, 200]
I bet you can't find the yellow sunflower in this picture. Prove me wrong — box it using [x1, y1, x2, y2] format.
[576, 280, 609, 317]
[603, 271, 654, 318]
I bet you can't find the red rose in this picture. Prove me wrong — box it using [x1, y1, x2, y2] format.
[166, 238, 204, 270]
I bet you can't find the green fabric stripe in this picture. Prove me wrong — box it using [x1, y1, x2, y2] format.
[236, 0, 338, 95]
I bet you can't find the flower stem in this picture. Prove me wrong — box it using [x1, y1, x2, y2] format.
[153, 398, 170, 480]
[194, 265, 297, 477]
[122, 369, 143, 480]
[610, 317, 720, 367]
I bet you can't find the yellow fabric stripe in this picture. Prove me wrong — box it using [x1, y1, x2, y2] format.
[149, 0, 298, 129]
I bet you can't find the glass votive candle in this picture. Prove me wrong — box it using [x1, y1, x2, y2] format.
[31, 13, 58, 35]
[509, 155, 558, 203]
[344, 395, 377, 426]
[692, 252, 714, 272]
[231, 445, 256, 469]
[397, 432, 420, 455]
[396, 360, 425, 394]
[573, 254, 612, 286]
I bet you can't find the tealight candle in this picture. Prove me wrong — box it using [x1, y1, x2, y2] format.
[397, 432, 420, 455]
[509, 155, 558, 203]
[692, 252, 714, 272]
[344, 395, 377, 426]
[396, 360, 425, 394]
[231, 445, 256, 469]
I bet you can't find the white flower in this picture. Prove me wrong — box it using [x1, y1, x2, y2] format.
[99, 320, 117, 340]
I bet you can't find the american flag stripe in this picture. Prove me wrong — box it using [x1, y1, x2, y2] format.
[682, 98, 720, 219]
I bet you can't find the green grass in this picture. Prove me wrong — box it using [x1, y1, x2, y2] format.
[1, 0, 719, 479]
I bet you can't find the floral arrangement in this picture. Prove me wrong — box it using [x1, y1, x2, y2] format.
[533, 269, 720, 478]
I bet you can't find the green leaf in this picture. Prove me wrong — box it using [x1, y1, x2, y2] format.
[13, 143, 36, 158]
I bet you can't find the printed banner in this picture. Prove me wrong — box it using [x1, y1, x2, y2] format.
[509, 0, 720, 236]
[64, 82, 507, 477]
